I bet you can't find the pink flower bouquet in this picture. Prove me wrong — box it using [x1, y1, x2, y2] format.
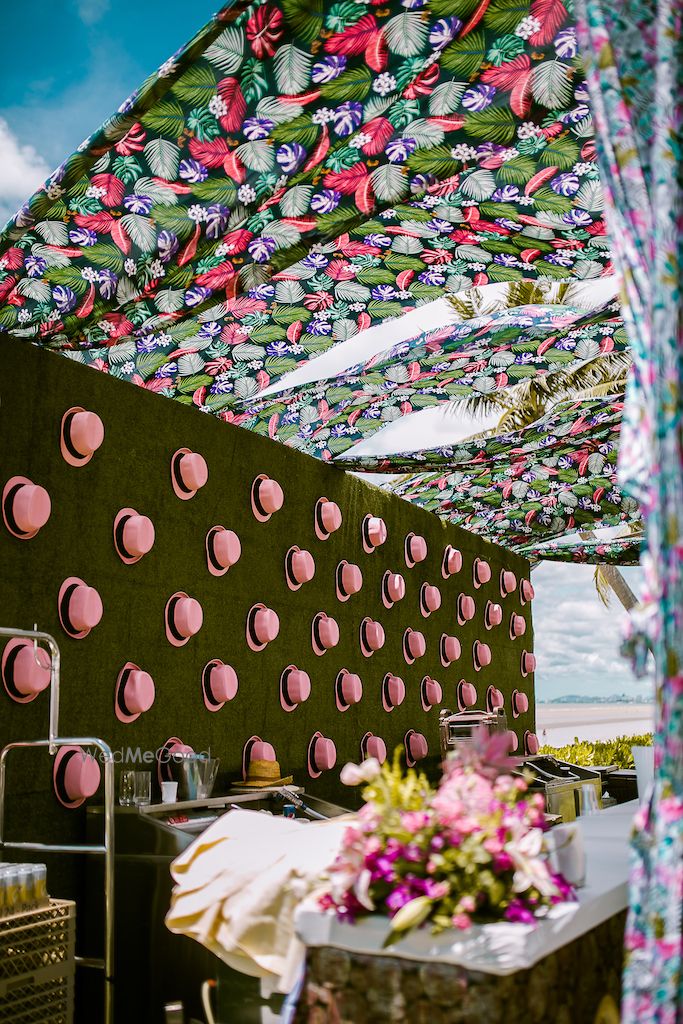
[320, 729, 574, 942]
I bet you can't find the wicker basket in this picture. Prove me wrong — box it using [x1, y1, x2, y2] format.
[0, 899, 75, 1024]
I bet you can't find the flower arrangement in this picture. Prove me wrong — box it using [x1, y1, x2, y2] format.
[320, 729, 574, 943]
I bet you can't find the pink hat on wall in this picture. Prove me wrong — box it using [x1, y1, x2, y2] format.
[206, 526, 241, 576]
[165, 592, 203, 647]
[251, 474, 284, 522]
[521, 651, 536, 677]
[285, 546, 316, 591]
[525, 731, 540, 755]
[58, 578, 103, 640]
[511, 689, 529, 718]
[314, 498, 342, 540]
[158, 737, 194, 785]
[359, 618, 385, 657]
[442, 545, 462, 579]
[510, 613, 527, 639]
[507, 731, 519, 753]
[53, 746, 101, 809]
[336, 561, 363, 601]
[440, 634, 461, 668]
[2, 477, 51, 540]
[486, 685, 504, 713]
[335, 669, 363, 712]
[405, 533, 427, 568]
[500, 570, 517, 598]
[484, 602, 502, 629]
[362, 514, 387, 553]
[246, 604, 280, 651]
[419, 584, 441, 617]
[60, 407, 104, 467]
[520, 579, 535, 605]
[114, 509, 155, 565]
[420, 676, 443, 712]
[382, 673, 405, 712]
[280, 665, 311, 712]
[308, 732, 337, 778]
[382, 571, 406, 609]
[202, 660, 239, 712]
[473, 558, 492, 588]
[474, 639, 493, 675]
[361, 732, 387, 765]
[457, 594, 476, 626]
[312, 612, 339, 656]
[2, 638, 51, 704]
[115, 663, 155, 723]
[242, 736, 276, 781]
[457, 680, 477, 711]
[171, 448, 208, 500]
[402, 628, 426, 664]
[404, 730, 428, 767]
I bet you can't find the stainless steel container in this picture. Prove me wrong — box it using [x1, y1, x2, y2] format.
[519, 755, 602, 822]
[438, 707, 508, 760]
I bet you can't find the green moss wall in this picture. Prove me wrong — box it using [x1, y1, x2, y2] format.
[0, 337, 533, 834]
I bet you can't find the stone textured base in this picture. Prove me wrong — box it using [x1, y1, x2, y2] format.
[294, 911, 626, 1024]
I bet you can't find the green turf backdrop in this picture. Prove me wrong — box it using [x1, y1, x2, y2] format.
[0, 336, 533, 869]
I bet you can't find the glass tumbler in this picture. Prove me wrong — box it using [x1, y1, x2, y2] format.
[133, 771, 152, 807]
[119, 770, 135, 806]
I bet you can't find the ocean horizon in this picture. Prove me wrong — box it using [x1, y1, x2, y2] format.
[536, 702, 654, 747]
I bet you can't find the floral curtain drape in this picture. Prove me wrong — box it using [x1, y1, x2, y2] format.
[576, 2, 683, 1020]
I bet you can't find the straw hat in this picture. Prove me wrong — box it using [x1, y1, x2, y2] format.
[242, 759, 293, 788]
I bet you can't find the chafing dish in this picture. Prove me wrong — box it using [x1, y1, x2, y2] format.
[439, 707, 508, 760]
[519, 755, 602, 822]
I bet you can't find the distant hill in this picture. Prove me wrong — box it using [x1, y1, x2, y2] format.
[537, 694, 654, 705]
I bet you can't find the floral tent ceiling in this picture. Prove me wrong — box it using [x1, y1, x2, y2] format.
[0, 0, 638, 562]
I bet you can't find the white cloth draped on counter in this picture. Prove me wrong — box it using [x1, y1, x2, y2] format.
[165, 809, 349, 993]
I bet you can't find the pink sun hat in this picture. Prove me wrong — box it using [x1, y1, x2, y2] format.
[473, 558, 492, 588]
[404, 730, 428, 767]
[403, 628, 426, 664]
[510, 613, 527, 639]
[457, 594, 476, 625]
[314, 497, 342, 540]
[511, 689, 529, 718]
[206, 526, 241, 576]
[361, 514, 387, 553]
[382, 673, 406, 712]
[442, 545, 462, 579]
[486, 685, 504, 713]
[308, 732, 337, 778]
[473, 640, 492, 672]
[246, 604, 280, 651]
[280, 665, 311, 712]
[485, 601, 503, 629]
[519, 579, 535, 605]
[165, 592, 203, 647]
[285, 546, 316, 591]
[524, 731, 540, 755]
[202, 660, 239, 711]
[251, 474, 284, 522]
[312, 612, 339, 656]
[440, 634, 461, 668]
[361, 732, 387, 765]
[336, 561, 363, 601]
[158, 737, 195, 786]
[58, 578, 103, 639]
[507, 731, 519, 753]
[500, 569, 518, 598]
[457, 680, 477, 711]
[521, 651, 536, 677]
[113, 508, 155, 564]
[171, 448, 208, 500]
[419, 583, 442, 617]
[405, 533, 428, 568]
[335, 669, 363, 711]
[359, 617, 385, 657]
[2, 638, 51, 704]
[53, 746, 101, 809]
[420, 676, 443, 712]
[382, 571, 406, 608]
[242, 735, 276, 781]
[115, 662, 155, 723]
[2, 477, 51, 540]
[60, 407, 105, 467]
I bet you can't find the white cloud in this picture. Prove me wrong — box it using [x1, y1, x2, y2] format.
[75, 0, 110, 26]
[0, 118, 51, 226]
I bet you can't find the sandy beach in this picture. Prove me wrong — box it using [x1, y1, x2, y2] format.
[536, 703, 654, 746]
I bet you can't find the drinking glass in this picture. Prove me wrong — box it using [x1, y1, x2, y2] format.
[580, 783, 599, 816]
[119, 770, 135, 807]
[133, 771, 152, 807]
[196, 758, 220, 800]
[161, 781, 178, 804]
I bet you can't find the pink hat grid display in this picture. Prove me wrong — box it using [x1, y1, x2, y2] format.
[6, 412, 534, 802]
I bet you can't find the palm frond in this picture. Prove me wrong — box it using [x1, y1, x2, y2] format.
[593, 566, 612, 607]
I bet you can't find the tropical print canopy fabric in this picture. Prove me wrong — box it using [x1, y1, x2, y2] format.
[518, 532, 642, 565]
[0, 0, 632, 562]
